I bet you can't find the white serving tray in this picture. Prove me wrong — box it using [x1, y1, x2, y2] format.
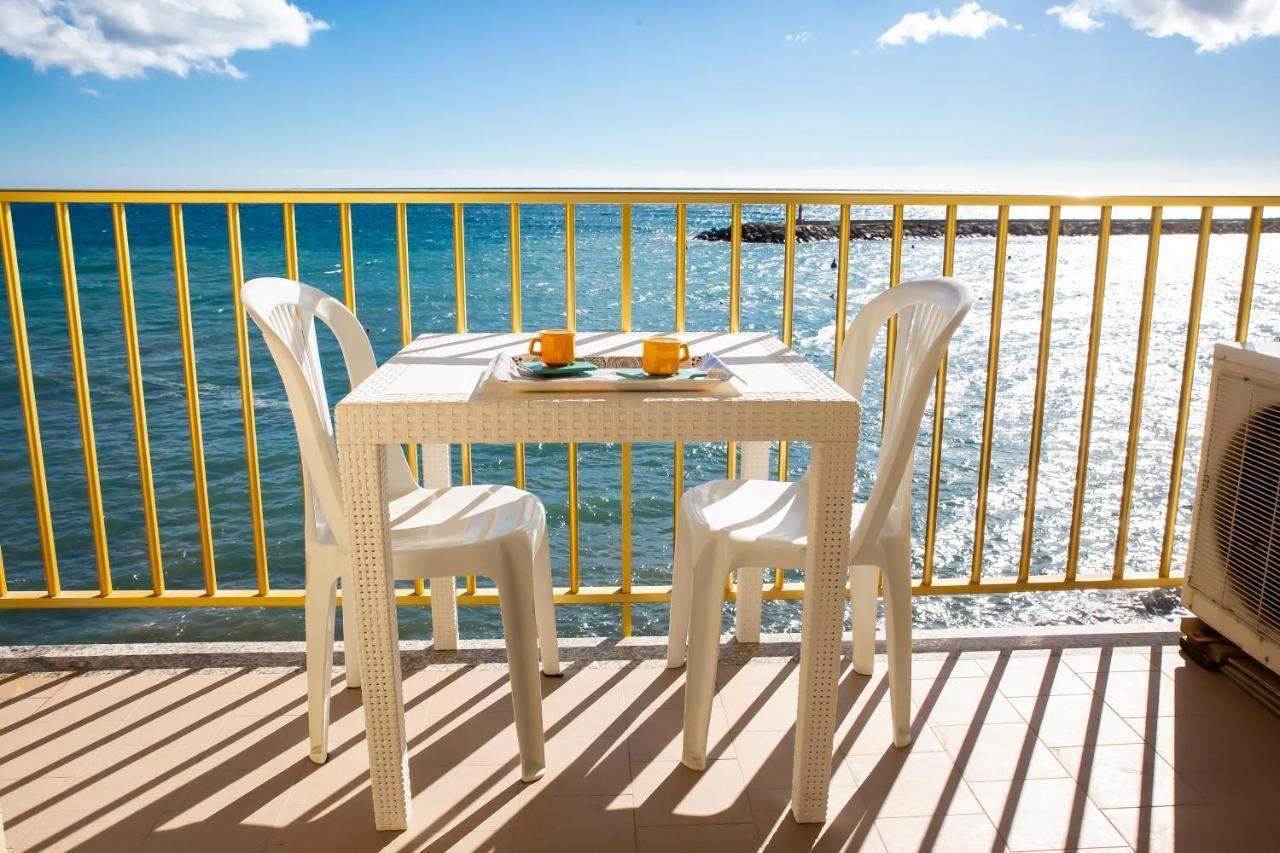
[484, 352, 737, 392]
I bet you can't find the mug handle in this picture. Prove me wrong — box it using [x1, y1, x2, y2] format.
[529, 336, 542, 356]
[678, 342, 690, 364]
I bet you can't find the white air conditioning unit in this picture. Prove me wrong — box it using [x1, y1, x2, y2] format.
[1184, 341, 1280, 676]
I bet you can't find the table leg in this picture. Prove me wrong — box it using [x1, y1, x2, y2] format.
[733, 442, 770, 643]
[340, 438, 411, 831]
[791, 440, 856, 823]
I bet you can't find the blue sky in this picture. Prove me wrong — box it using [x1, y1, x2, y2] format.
[2, 0, 1278, 190]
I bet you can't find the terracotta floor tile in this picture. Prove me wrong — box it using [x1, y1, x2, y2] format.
[631, 759, 753, 827]
[747, 786, 886, 852]
[1052, 743, 1204, 809]
[636, 823, 760, 853]
[833, 700, 942, 758]
[621, 664, 690, 719]
[6, 804, 163, 853]
[1132, 707, 1280, 775]
[844, 751, 982, 819]
[1060, 647, 1158, 676]
[537, 735, 632, 797]
[911, 677, 1023, 728]
[512, 794, 636, 853]
[1007, 694, 1143, 748]
[626, 706, 735, 763]
[977, 654, 1094, 699]
[0, 674, 72, 701]
[873, 813, 1006, 853]
[0, 722, 108, 781]
[932, 723, 1071, 783]
[1103, 803, 1280, 853]
[907, 655, 989, 681]
[968, 777, 1126, 852]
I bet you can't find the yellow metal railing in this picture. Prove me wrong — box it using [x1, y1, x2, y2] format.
[0, 190, 1274, 633]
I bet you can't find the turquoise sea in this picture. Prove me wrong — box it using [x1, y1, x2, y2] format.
[1, 202, 1275, 645]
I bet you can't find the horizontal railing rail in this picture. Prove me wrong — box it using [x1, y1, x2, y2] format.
[0, 189, 1273, 638]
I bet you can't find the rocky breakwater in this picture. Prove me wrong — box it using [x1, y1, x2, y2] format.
[696, 217, 1280, 243]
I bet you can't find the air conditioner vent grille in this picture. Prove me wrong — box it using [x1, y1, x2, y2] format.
[1192, 371, 1280, 644]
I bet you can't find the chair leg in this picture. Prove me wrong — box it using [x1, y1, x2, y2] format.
[882, 545, 913, 748]
[666, 515, 695, 668]
[682, 559, 729, 771]
[429, 575, 460, 651]
[495, 566, 547, 782]
[340, 572, 362, 690]
[532, 534, 561, 676]
[305, 573, 338, 764]
[849, 564, 879, 676]
[733, 567, 764, 643]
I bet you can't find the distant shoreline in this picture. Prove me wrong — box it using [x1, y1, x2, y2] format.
[695, 217, 1280, 243]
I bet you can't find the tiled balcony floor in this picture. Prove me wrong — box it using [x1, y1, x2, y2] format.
[2, 637, 1279, 852]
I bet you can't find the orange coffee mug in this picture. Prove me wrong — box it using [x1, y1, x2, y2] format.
[529, 329, 575, 366]
[642, 336, 690, 376]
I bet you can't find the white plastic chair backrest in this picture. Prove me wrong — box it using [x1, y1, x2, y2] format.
[833, 277, 974, 552]
[242, 277, 419, 551]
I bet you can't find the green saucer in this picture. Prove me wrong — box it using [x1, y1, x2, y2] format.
[617, 368, 707, 380]
[522, 360, 598, 376]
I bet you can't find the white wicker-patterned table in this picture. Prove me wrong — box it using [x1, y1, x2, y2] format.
[335, 331, 859, 830]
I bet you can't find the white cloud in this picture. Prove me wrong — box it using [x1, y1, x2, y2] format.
[878, 2, 1009, 47]
[784, 31, 812, 44]
[77, 85, 99, 96]
[0, 0, 328, 79]
[1045, 0, 1280, 51]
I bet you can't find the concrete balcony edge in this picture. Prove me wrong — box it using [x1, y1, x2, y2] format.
[0, 621, 1181, 673]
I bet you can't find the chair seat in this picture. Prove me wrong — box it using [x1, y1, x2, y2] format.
[317, 484, 543, 554]
[681, 478, 867, 567]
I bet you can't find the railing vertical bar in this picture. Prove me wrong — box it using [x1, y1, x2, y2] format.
[884, 203, 904, 409]
[1235, 206, 1263, 343]
[227, 203, 270, 595]
[778, 203, 796, 484]
[621, 204, 632, 331]
[510, 203, 526, 491]
[396, 202, 419, 480]
[1064, 206, 1112, 582]
[171, 203, 215, 594]
[283, 203, 299, 280]
[970, 204, 1009, 584]
[55, 203, 111, 595]
[565, 202, 580, 594]
[339, 202, 355, 313]
[1112, 207, 1163, 579]
[3, 203, 58, 593]
[922, 204, 958, 587]
[675, 203, 687, 330]
[1017, 206, 1061, 583]
[114, 205, 163, 594]
[452, 202, 476, 595]
[1159, 206, 1213, 578]
[834, 204, 851, 366]
[620, 203, 633, 635]
[726, 203, 742, 480]
[674, 203, 687, 538]
[565, 203, 576, 327]
[0, 545, 6, 597]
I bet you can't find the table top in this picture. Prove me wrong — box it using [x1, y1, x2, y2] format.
[337, 332, 858, 445]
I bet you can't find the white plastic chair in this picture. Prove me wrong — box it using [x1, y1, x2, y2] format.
[666, 277, 973, 768]
[243, 277, 560, 778]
